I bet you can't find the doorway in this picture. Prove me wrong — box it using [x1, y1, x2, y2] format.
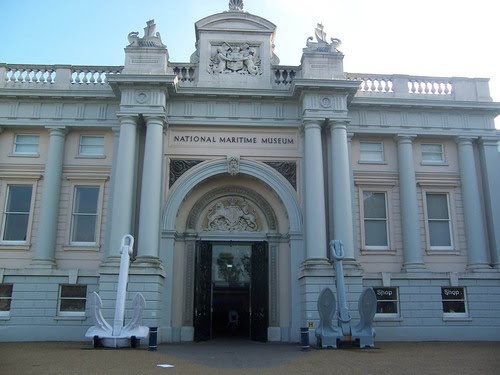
[193, 241, 268, 342]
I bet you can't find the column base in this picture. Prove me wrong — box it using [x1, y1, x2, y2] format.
[30, 259, 56, 269]
[466, 263, 494, 272]
[401, 263, 427, 272]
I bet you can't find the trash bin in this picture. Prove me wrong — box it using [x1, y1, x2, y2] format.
[149, 327, 158, 351]
[300, 327, 310, 350]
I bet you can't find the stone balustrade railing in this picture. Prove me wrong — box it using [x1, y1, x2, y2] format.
[0, 63, 491, 102]
[0, 64, 123, 86]
[273, 66, 299, 86]
[346, 73, 492, 102]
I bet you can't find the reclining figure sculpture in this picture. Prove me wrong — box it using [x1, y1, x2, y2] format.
[85, 235, 149, 348]
[316, 240, 377, 348]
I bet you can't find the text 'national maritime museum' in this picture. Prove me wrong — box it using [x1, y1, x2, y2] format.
[1, 2, 500, 343]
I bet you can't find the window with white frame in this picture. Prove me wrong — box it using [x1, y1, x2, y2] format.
[362, 191, 389, 249]
[425, 193, 452, 249]
[441, 287, 467, 317]
[79, 135, 104, 156]
[2, 185, 33, 242]
[421, 143, 444, 163]
[70, 186, 100, 244]
[359, 141, 384, 162]
[0, 284, 13, 316]
[373, 287, 399, 316]
[13, 134, 39, 155]
[58, 285, 87, 316]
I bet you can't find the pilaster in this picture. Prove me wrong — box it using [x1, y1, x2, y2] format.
[395, 135, 426, 271]
[31, 126, 67, 268]
[456, 137, 491, 271]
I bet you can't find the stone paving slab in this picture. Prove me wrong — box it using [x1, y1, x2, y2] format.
[0, 340, 499, 374]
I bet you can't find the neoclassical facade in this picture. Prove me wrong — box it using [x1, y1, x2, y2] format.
[1, 3, 500, 343]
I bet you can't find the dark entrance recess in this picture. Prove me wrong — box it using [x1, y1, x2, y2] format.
[193, 241, 268, 342]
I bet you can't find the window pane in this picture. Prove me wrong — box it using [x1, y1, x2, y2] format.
[74, 187, 99, 214]
[426, 194, 449, 219]
[0, 284, 13, 297]
[3, 213, 29, 241]
[363, 192, 386, 218]
[365, 221, 388, 246]
[360, 142, 383, 161]
[377, 301, 398, 314]
[6, 186, 33, 212]
[429, 221, 451, 246]
[0, 299, 12, 311]
[442, 300, 466, 313]
[60, 299, 86, 312]
[80, 136, 104, 155]
[61, 285, 87, 298]
[15, 135, 39, 154]
[72, 216, 97, 242]
[422, 144, 443, 161]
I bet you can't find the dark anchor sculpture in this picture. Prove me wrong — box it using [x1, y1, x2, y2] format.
[316, 240, 377, 348]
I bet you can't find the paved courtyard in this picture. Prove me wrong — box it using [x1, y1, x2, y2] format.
[0, 340, 499, 374]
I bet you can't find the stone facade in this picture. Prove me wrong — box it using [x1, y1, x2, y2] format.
[1, 5, 500, 343]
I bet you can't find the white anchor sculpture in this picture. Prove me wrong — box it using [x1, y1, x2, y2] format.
[85, 235, 149, 348]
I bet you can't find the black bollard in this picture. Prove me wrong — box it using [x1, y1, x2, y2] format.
[148, 327, 158, 351]
[300, 327, 310, 351]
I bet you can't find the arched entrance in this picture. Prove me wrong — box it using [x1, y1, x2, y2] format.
[161, 159, 304, 343]
[187, 186, 278, 341]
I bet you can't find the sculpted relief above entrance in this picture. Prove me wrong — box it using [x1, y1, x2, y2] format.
[204, 197, 260, 232]
[209, 43, 261, 75]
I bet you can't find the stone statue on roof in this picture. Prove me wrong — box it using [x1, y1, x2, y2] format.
[127, 19, 165, 48]
[305, 23, 342, 53]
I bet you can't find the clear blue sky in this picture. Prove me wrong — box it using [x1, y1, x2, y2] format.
[1, 0, 499, 125]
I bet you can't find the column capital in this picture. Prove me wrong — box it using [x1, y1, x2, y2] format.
[302, 119, 324, 130]
[327, 118, 351, 130]
[455, 136, 478, 146]
[394, 134, 417, 144]
[116, 113, 139, 123]
[143, 114, 168, 128]
[44, 126, 67, 136]
[478, 136, 500, 147]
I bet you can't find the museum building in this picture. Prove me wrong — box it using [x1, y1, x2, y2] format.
[1, 2, 500, 343]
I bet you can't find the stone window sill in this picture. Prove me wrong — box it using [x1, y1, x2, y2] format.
[54, 315, 87, 321]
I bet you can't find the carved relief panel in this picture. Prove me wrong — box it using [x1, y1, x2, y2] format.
[203, 197, 261, 232]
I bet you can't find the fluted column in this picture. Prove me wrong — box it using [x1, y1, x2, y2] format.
[137, 116, 166, 261]
[395, 135, 426, 271]
[303, 120, 327, 260]
[456, 137, 491, 271]
[329, 121, 355, 261]
[107, 115, 138, 258]
[32, 126, 67, 267]
[479, 137, 500, 269]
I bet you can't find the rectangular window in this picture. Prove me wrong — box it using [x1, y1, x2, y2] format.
[360, 142, 384, 162]
[363, 191, 388, 248]
[58, 285, 87, 316]
[0, 284, 13, 315]
[70, 186, 99, 244]
[373, 287, 399, 316]
[441, 287, 467, 317]
[79, 136, 104, 156]
[14, 134, 39, 155]
[2, 185, 33, 242]
[426, 193, 452, 249]
[421, 143, 444, 163]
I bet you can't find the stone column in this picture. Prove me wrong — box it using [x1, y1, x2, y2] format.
[107, 115, 138, 258]
[32, 126, 67, 267]
[395, 135, 426, 271]
[137, 116, 166, 261]
[479, 137, 500, 269]
[329, 120, 355, 261]
[456, 137, 491, 271]
[303, 120, 327, 260]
